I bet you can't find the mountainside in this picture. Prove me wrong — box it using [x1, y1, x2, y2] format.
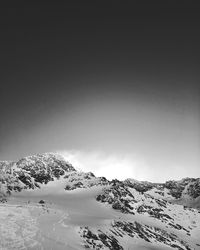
[0, 153, 75, 197]
[0, 153, 200, 250]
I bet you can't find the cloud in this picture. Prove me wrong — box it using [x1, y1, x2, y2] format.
[57, 150, 150, 181]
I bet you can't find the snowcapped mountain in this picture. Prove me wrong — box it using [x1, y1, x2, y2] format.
[0, 153, 75, 195]
[0, 153, 200, 250]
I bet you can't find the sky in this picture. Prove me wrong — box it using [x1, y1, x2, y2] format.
[0, 2, 199, 182]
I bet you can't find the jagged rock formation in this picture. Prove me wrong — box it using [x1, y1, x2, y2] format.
[80, 220, 193, 250]
[0, 153, 75, 196]
[64, 171, 109, 190]
[0, 153, 200, 250]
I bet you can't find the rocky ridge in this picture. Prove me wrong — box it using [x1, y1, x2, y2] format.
[0, 153, 75, 198]
[0, 153, 200, 250]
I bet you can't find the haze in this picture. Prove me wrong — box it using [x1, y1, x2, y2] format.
[0, 2, 199, 182]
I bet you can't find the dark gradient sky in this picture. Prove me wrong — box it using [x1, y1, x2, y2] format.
[0, 2, 199, 181]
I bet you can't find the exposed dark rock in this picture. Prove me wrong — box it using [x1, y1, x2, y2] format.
[96, 182, 136, 214]
[80, 227, 123, 250]
[0, 153, 76, 195]
[39, 199, 45, 204]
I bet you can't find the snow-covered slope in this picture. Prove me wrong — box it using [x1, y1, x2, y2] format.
[0, 153, 200, 250]
[0, 153, 75, 197]
[123, 178, 200, 209]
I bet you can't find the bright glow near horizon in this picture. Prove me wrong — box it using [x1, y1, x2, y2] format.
[58, 150, 136, 180]
[57, 150, 191, 182]
[0, 2, 199, 185]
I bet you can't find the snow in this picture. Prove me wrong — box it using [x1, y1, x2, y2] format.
[1, 154, 200, 250]
[0, 181, 119, 249]
[1, 186, 200, 250]
[0, 204, 39, 250]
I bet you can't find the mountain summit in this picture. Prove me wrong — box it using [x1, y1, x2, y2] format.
[0, 153, 200, 250]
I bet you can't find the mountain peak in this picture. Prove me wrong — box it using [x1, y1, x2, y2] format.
[1, 153, 200, 250]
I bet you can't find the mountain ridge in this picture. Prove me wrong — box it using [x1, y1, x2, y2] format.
[0, 153, 200, 250]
